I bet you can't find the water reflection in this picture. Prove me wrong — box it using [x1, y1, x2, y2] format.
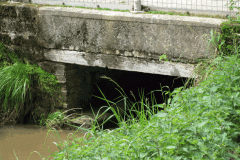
[0, 125, 84, 160]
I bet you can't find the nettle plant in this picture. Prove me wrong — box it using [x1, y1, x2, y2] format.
[227, 0, 240, 16]
[217, 0, 240, 56]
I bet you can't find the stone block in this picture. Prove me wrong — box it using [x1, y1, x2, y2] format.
[124, 51, 133, 57]
[56, 75, 66, 83]
[62, 102, 68, 109]
[60, 88, 67, 102]
[38, 61, 66, 76]
[132, 51, 145, 58]
[0, 6, 17, 19]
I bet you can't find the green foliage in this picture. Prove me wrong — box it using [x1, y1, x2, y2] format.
[0, 43, 19, 67]
[226, 0, 240, 16]
[167, 12, 174, 15]
[213, 0, 240, 56]
[0, 44, 30, 111]
[38, 113, 46, 126]
[31, 65, 59, 95]
[50, 53, 240, 159]
[45, 110, 66, 129]
[219, 23, 240, 55]
[0, 62, 59, 111]
[203, 21, 240, 57]
[0, 43, 62, 125]
[75, 6, 86, 8]
[0, 62, 32, 111]
[205, 29, 225, 56]
[96, 8, 111, 10]
[93, 77, 163, 130]
[159, 54, 168, 61]
[145, 11, 167, 14]
[113, 9, 130, 12]
[146, 11, 176, 15]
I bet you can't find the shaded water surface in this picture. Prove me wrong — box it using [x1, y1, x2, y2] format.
[0, 125, 84, 160]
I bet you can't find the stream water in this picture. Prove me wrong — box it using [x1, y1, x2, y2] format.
[0, 125, 84, 160]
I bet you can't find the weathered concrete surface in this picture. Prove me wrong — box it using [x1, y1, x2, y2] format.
[0, 4, 43, 62]
[38, 7, 227, 64]
[44, 50, 196, 78]
[38, 61, 99, 109]
[32, 0, 133, 11]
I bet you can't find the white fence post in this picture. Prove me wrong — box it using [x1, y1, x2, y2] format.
[131, 0, 144, 13]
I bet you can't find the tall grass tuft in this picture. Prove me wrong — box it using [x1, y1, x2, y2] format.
[0, 62, 32, 111]
[0, 43, 62, 125]
[92, 75, 165, 129]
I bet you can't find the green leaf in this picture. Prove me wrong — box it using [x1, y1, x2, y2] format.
[159, 54, 167, 61]
[154, 112, 168, 118]
[197, 121, 208, 128]
[166, 146, 176, 149]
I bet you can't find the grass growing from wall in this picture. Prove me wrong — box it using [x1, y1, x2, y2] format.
[0, 43, 63, 126]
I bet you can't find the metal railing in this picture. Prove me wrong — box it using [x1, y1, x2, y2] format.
[141, 0, 240, 15]
[8, 0, 240, 16]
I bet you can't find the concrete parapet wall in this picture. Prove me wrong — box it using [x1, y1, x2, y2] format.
[38, 7, 227, 63]
[0, 4, 227, 66]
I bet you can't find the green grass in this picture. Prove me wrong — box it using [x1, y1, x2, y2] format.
[113, 9, 130, 12]
[96, 8, 111, 10]
[0, 62, 32, 111]
[0, 43, 31, 112]
[0, 43, 62, 125]
[75, 6, 87, 9]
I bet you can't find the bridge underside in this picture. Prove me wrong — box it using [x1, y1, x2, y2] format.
[44, 50, 197, 78]
[39, 59, 189, 111]
[42, 49, 195, 110]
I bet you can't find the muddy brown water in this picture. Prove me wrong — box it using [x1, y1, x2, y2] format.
[0, 125, 85, 160]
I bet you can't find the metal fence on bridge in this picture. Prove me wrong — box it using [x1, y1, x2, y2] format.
[141, 0, 239, 13]
[10, 0, 240, 16]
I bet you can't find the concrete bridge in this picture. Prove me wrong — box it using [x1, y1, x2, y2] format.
[0, 4, 227, 109]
